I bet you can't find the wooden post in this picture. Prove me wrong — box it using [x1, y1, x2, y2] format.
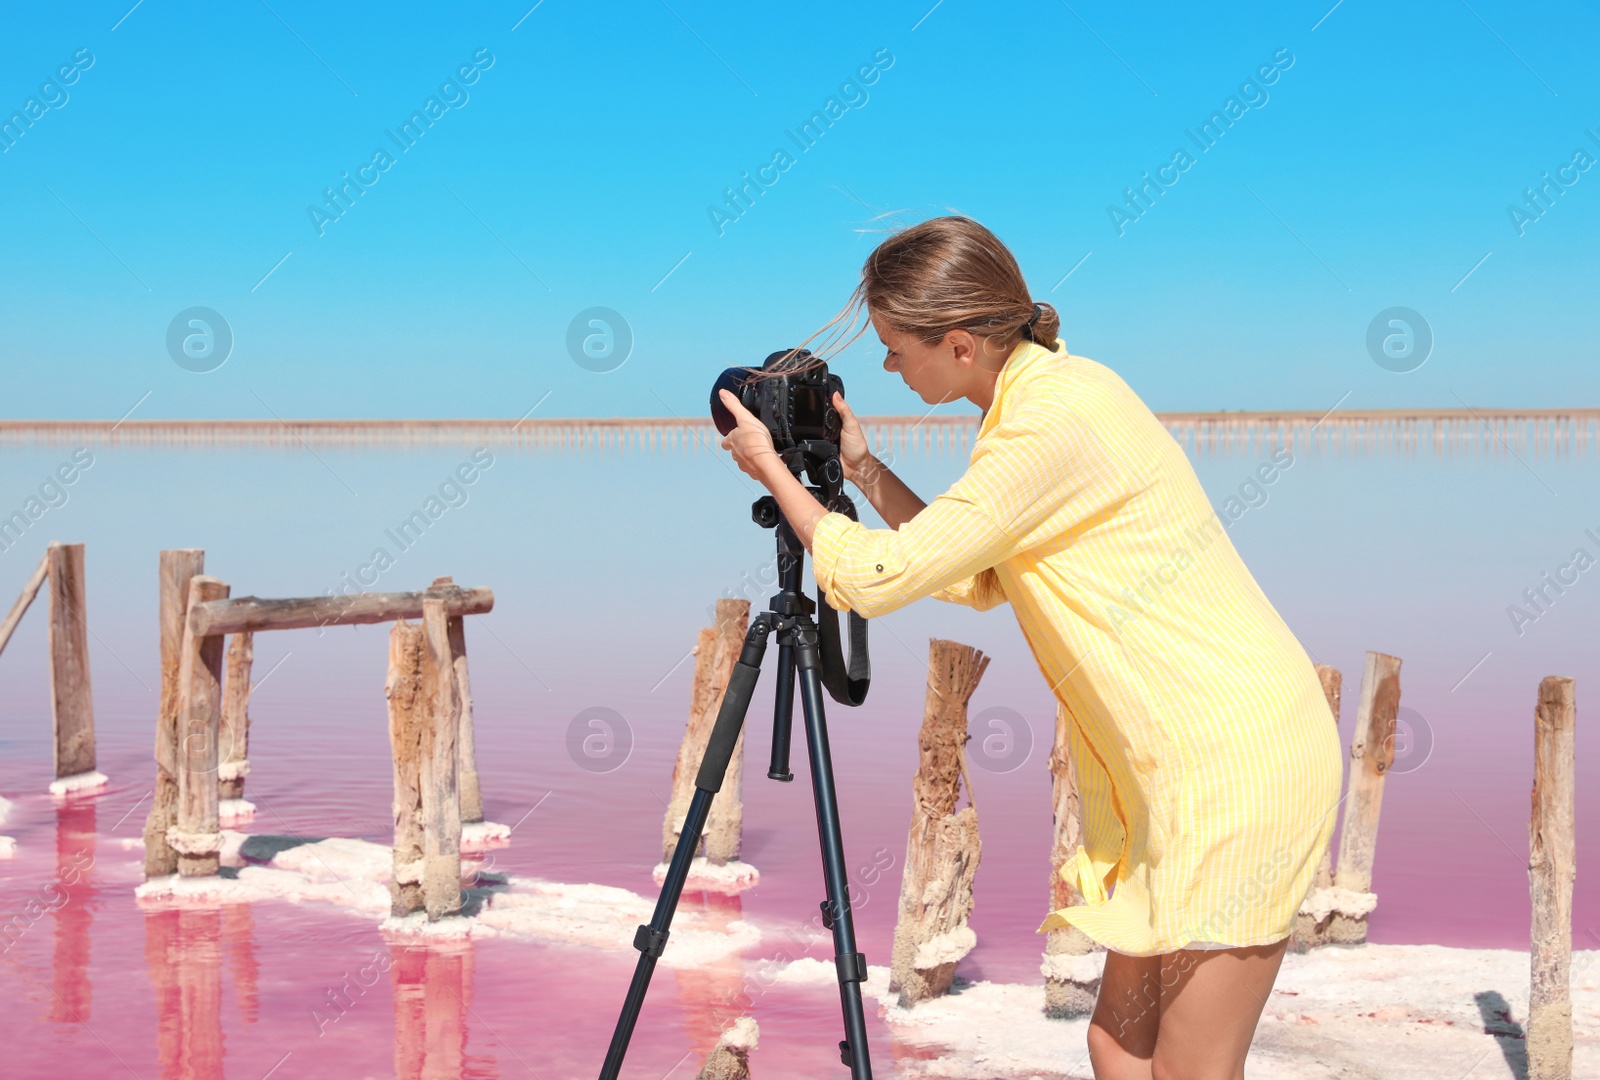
[144, 550, 205, 879]
[420, 598, 462, 920]
[697, 1017, 757, 1080]
[173, 576, 230, 877]
[46, 542, 97, 783]
[218, 632, 254, 802]
[1044, 701, 1099, 1018]
[431, 576, 483, 826]
[1330, 650, 1401, 944]
[889, 639, 988, 1008]
[0, 551, 48, 660]
[663, 600, 749, 866]
[1529, 675, 1576, 1080]
[387, 619, 427, 917]
[1292, 664, 1344, 951]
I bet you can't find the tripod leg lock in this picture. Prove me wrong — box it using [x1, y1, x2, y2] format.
[632, 924, 670, 959]
[834, 951, 868, 984]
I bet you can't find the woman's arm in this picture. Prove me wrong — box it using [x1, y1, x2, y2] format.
[833, 392, 926, 530]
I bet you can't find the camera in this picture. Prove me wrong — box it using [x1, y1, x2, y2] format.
[710, 349, 846, 490]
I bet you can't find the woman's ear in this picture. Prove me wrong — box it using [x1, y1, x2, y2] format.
[946, 328, 978, 368]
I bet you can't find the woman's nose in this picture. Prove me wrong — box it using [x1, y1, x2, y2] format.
[882, 354, 899, 372]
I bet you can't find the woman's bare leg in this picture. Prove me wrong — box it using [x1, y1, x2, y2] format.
[1150, 938, 1288, 1080]
[1087, 950, 1162, 1079]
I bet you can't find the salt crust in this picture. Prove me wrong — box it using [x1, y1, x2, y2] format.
[460, 820, 511, 851]
[717, 1016, 759, 1052]
[913, 925, 977, 968]
[217, 761, 249, 782]
[48, 771, 107, 797]
[769, 944, 1600, 1079]
[0, 795, 13, 826]
[218, 799, 256, 826]
[1297, 885, 1379, 922]
[1040, 950, 1107, 984]
[650, 857, 760, 894]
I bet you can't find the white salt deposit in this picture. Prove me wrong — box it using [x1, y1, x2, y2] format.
[118, 837, 145, 851]
[0, 836, 16, 859]
[460, 820, 511, 850]
[650, 857, 761, 893]
[472, 878, 760, 967]
[218, 799, 256, 826]
[1298, 885, 1379, 922]
[718, 1015, 759, 1052]
[0, 794, 13, 825]
[1040, 950, 1107, 984]
[913, 925, 977, 968]
[48, 771, 107, 796]
[269, 837, 392, 883]
[758, 944, 1600, 1078]
[381, 910, 474, 940]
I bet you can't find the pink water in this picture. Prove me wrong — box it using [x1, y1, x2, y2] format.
[1, 441, 1596, 1077]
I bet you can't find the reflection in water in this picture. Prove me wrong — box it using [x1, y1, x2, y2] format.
[673, 890, 747, 1058]
[390, 939, 498, 1080]
[50, 800, 96, 1025]
[142, 901, 258, 1080]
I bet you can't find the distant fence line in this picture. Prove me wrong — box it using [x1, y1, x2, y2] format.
[1, 410, 1597, 457]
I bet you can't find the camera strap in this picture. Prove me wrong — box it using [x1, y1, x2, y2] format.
[816, 500, 871, 707]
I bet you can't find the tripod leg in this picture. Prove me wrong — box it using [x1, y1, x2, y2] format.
[794, 630, 874, 1079]
[599, 617, 771, 1080]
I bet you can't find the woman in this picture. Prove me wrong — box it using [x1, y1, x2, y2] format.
[717, 216, 1343, 1079]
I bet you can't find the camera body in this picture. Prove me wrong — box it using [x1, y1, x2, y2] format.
[711, 349, 846, 492]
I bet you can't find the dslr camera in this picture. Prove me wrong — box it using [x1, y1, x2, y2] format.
[710, 348, 846, 495]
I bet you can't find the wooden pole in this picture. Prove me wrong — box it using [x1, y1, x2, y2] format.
[46, 542, 96, 781]
[663, 600, 749, 865]
[1291, 664, 1345, 951]
[889, 639, 988, 1008]
[1529, 675, 1576, 1080]
[218, 632, 254, 802]
[1330, 650, 1401, 944]
[431, 576, 483, 826]
[420, 598, 462, 920]
[386, 619, 427, 917]
[1045, 701, 1099, 1018]
[0, 550, 48, 660]
[1310, 664, 1343, 890]
[144, 550, 205, 879]
[697, 1017, 757, 1080]
[190, 585, 492, 637]
[173, 575, 230, 877]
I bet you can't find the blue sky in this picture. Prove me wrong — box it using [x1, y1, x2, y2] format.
[1, 0, 1596, 420]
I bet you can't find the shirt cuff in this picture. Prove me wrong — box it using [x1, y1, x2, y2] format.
[810, 511, 857, 602]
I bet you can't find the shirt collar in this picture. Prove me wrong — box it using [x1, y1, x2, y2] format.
[978, 337, 1067, 439]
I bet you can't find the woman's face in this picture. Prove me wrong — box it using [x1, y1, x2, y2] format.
[872, 315, 965, 406]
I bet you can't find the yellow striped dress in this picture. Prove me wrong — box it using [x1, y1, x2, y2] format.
[810, 338, 1344, 957]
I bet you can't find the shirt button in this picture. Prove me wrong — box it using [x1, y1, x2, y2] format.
[876, 564, 884, 572]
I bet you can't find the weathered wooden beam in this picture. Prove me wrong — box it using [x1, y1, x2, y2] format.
[1330, 650, 1401, 943]
[46, 542, 96, 781]
[219, 632, 254, 801]
[145, 550, 205, 878]
[1529, 675, 1576, 1080]
[387, 619, 427, 917]
[189, 585, 494, 638]
[174, 575, 230, 877]
[432, 576, 483, 826]
[1310, 664, 1343, 890]
[0, 550, 48, 660]
[890, 638, 989, 1008]
[1291, 663, 1346, 952]
[1045, 700, 1100, 1018]
[664, 600, 749, 866]
[420, 598, 462, 920]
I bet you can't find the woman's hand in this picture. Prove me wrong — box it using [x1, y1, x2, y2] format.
[717, 389, 784, 484]
[833, 391, 881, 488]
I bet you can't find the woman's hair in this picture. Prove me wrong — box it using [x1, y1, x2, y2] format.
[760, 216, 1061, 378]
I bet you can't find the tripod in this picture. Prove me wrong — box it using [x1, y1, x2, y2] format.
[599, 494, 874, 1080]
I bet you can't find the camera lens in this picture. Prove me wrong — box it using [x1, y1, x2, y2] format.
[710, 367, 753, 436]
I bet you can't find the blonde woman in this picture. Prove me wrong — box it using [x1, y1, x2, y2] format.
[716, 216, 1342, 1079]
